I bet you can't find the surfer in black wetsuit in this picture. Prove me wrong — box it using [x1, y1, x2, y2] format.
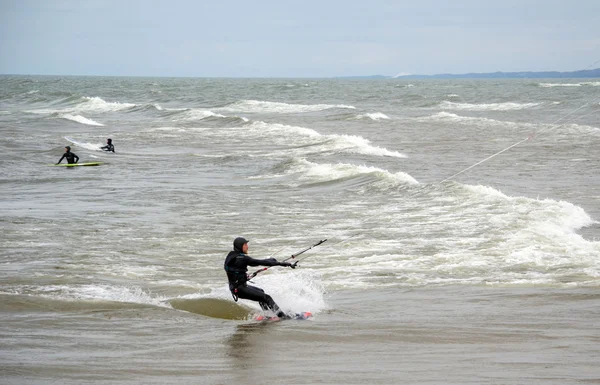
[224, 237, 295, 318]
[100, 138, 114, 152]
[56, 146, 79, 164]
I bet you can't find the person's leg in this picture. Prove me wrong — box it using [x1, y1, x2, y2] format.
[235, 285, 286, 317]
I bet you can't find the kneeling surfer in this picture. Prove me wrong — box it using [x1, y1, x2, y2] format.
[224, 237, 295, 318]
[56, 146, 79, 164]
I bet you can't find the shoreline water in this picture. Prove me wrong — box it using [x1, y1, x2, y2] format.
[2, 286, 599, 385]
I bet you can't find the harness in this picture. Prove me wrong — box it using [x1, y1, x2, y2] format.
[224, 254, 248, 302]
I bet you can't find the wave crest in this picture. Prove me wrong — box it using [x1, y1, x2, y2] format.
[440, 101, 541, 111]
[222, 99, 356, 113]
[60, 113, 104, 126]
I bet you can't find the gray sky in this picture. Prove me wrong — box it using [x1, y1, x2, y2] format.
[1, 0, 599, 77]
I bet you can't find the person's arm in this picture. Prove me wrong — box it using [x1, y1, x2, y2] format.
[56, 154, 65, 164]
[245, 256, 294, 268]
[73, 153, 79, 163]
[245, 256, 281, 267]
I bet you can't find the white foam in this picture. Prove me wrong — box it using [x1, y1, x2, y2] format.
[538, 82, 600, 88]
[558, 123, 600, 137]
[176, 271, 328, 315]
[334, 134, 405, 157]
[425, 111, 515, 127]
[26, 96, 135, 115]
[356, 112, 390, 121]
[440, 101, 541, 111]
[60, 114, 104, 126]
[305, 180, 600, 289]
[221, 99, 356, 113]
[177, 109, 226, 121]
[34, 284, 169, 307]
[243, 121, 406, 158]
[538, 82, 583, 88]
[248, 269, 327, 314]
[423, 112, 600, 137]
[247, 121, 321, 137]
[288, 158, 418, 185]
[77, 96, 136, 113]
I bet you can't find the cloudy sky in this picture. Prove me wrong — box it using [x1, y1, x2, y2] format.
[1, 0, 598, 77]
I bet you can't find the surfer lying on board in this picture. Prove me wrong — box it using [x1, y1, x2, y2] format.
[224, 237, 295, 318]
[100, 138, 114, 153]
[56, 146, 79, 164]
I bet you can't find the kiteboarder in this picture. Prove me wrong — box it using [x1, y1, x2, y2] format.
[224, 237, 295, 318]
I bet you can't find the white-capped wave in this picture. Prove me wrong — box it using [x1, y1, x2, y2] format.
[243, 121, 406, 158]
[440, 101, 541, 111]
[60, 114, 104, 126]
[279, 158, 418, 186]
[421, 112, 600, 137]
[31, 284, 169, 307]
[78, 96, 136, 113]
[221, 99, 356, 113]
[539, 82, 582, 87]
[314, 182, 600, 289]
[556, 123, 600, 137]
[356, 112, 390, 121]
[426, 111, 506, 124]
[177, 109, 226, 121]
[336, 134, 405, 157]
[539, 82, 600, 87]
[26, 96, 136, 115]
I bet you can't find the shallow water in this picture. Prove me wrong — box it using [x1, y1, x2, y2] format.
[2, 287, 599, 385]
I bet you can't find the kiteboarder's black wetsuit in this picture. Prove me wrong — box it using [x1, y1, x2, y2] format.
[57, 150, 79, 164]
[224, 238, 290, 317]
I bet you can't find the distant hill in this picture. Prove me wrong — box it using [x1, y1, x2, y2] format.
[341, 68, 600, 79]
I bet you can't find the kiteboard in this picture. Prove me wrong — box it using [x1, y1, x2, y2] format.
[64, 136, 82, 146]
[51, 162, 104, 167]
[254, 311, 312, 322]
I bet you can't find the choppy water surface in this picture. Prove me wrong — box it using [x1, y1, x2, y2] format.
[1, 76, 599, 384]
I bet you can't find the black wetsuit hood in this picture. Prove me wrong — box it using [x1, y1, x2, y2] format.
[233, 237, 249, 252]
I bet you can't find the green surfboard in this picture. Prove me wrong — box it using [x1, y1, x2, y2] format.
[51, 162, 104, 167]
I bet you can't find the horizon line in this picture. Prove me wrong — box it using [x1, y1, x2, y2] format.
[1, 67, 599, 79]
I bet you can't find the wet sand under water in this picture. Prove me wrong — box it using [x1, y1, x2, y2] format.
[2, 286, 599, 385]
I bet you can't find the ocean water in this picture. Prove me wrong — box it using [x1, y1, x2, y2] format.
[1, 75, 599, 384]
